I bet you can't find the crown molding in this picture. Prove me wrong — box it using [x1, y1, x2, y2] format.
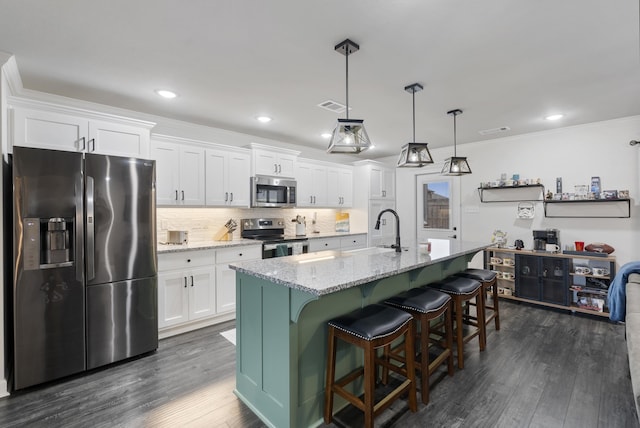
[0, 54, 24, 96]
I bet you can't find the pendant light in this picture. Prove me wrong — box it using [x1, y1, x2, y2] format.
[327, 39, 372, 154]
[441, 109, 472, 175]
[397, 83, 434, 167]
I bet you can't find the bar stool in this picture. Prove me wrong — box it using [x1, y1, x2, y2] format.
[428, 276, 485, 369]
[324, 303, 417, 428]
[383, 287, 454, 404]
[455, 269, 500, 336]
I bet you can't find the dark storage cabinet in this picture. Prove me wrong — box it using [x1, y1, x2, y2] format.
[515, 254, 569, 306]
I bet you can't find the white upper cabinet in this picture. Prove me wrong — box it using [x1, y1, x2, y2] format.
[296, 161, 328, 207]
[249, 143, 299, 178]
[10, 100, 153, 158]
[151, 136, 205, 206]
[327, 166, 353, 207]
[205, 147, 251, 207]
[369, 164, 395, 199]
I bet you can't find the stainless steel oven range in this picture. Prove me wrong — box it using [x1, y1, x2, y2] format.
[241, 217, 309, 259]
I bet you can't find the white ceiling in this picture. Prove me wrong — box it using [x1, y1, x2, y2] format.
[0, 0, 638, 159]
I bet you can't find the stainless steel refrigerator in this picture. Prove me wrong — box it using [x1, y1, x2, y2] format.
[9, 146, 158, 390]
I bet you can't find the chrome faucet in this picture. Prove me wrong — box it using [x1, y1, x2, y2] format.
[374, 208, 401, 252]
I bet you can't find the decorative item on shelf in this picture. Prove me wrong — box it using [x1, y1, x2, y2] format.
[602, 190, 618, 199]
[214, 218, 237, 241]
[514, 239, 525, 250]
[517, 202, 535, 219]
[585, 242, 615, 254]
[619, 190, 630, 199]
[441, 109, 472, 175]
[491, 229, 507, 248]
[574, 185, 588, 200]
[397, 83, 434, 167]
[327, 39, 372, 154]
[546, 190, 553, 200]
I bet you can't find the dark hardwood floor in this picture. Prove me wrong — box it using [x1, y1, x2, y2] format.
[0, 300, 637, 428]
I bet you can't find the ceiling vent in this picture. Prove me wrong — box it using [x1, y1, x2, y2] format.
[479, 126, 511, 136]
[317, 100, 348, 113]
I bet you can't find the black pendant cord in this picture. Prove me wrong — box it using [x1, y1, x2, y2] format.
[345, 50, 349, 120]
[453, 112, 457, 157]
[412, 91, 416, 143]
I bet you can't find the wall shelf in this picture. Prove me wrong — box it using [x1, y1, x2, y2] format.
[478, 184, 545, 203]
[543, 198, 630, 218]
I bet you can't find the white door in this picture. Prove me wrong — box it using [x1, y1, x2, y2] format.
[179, 146, 206, 205]
[416, 170, 460, 244]
[158, 271, 189, 328]
[89, 120, 149, 158]
[227, 152, 251, 206]
[215, 264, 237, 313]
[205, 149, 228, 206]
[188, 266, 216, 320]
[151, 141, 181, 205]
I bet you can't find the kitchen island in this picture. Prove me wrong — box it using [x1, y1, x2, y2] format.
[229, 240, 489, 428]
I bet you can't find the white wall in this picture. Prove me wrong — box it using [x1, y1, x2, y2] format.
[395, 115, 640, 267]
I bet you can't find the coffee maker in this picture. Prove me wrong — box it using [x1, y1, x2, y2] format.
[533, 229, 559, 251]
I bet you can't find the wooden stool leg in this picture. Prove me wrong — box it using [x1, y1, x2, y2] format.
[477, 290, 486, 352]
[324, 326, 337, 424]
[364, 341, 376, 428]
[491, 280, 500, 330]
[445, 301, 455, 376]
[454, 296, 465, 369]
[405, 321, 418, 412]
[420, 316, 430, 404]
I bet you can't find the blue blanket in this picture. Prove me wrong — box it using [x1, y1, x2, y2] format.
[608, 261, 640, 322]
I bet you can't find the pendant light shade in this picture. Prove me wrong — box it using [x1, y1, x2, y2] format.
[327, 39, 372, 154]
[397, 83, 433, 167]
[441, 109, 472, 175]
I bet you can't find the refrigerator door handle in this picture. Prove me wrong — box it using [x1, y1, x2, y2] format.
[75, 174, 84, 281]
[86, 176, 95, 280]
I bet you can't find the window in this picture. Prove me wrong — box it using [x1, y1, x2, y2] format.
[423, 180, 451, 229]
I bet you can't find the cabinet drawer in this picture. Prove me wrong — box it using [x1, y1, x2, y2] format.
[309, 238, 340, 252]
[216, 245, 262, 264]
[159, 249, 216, 271]
[340, 235, 367, 249]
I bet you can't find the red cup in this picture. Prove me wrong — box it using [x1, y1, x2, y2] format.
[575, 241, 585, 251]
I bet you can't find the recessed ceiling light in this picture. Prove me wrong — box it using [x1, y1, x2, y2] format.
[544, 114, 564, 121]
[155, 89, 177, 99]
[256, 116, 272, 123]
[321, 133, 332, 139]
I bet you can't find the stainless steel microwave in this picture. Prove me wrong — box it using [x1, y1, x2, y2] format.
[250, 175, 297, 208]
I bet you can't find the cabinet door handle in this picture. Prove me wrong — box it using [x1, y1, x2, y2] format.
[239, 253, 243, 257]
[175, 190, 178, 201]
[190, 275, 194, 287]
[382, 190, 386, 197]
[313, 196, 316, 204]
[89, 138, 95, 152]
[230, 192, 233, 202]
[181, 190, 185, 201]
[184, 277, 187, 288]
[278, 164, 282, 173]
[225, 192, 228, 202]
[310, 196, 313, 204]
[274, 163, 278, 173]
[79, 137, 86, 151]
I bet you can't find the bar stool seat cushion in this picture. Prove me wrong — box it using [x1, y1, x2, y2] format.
[455, 268, 497, 282]
[328, 304, 413, 341]
[385, 288, 451, 314]
[427, 276, 482, 295]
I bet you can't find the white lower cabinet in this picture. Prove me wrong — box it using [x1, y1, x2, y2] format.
[308, 234, 367, 252]
[215, 245, 262, 314]
[158, 250, 216, 329]
[158, 245, 261, 337]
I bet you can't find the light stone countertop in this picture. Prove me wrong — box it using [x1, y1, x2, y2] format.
[157, 231, 367, 254]
[230, 239, 490, 296]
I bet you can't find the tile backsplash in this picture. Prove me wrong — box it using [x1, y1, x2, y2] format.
[157, 207, 365, 243]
